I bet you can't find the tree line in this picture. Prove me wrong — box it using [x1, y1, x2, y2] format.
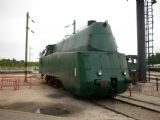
[0, 53, 159, 67]
[0, 58, 39, 67]
[149, 53, 160, 64]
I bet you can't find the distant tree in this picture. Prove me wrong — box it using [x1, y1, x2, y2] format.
[149, 53, 160, 64]
[0, 58, 39, 67]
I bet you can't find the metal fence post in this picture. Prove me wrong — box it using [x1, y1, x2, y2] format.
[0, 79, 2, 90]
[29, 77, 32, 89]
[128, 84, 132, 97]
[156, 78, 158, 91]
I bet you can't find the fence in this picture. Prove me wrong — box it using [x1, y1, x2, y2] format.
[130, 77, 160, 97]
[0, 67, 39, 74]
[0, 77, 20, 90]
[0, 66, 39, 71]
[0, 75, 33, 90]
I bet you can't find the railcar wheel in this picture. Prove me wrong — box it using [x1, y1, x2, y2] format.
[52, 79, 63, 88]
[45, 75, 50, 84]
[45, 76, 63, 88]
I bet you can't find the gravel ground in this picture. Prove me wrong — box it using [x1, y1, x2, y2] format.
[0, 73, 133, 120]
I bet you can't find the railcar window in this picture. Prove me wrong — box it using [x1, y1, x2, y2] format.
[45, 49, 53, 56]
[42, 50, 45, 55]
[43, 49, 47, 56]
[133, 59, 137, 63]
[41, 50, 46, 56]
[128, 58, 132, 63]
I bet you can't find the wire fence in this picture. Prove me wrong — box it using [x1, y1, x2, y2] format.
[0, 66, 38, 71]
[0, 73, 45, 91]
[0, 67, 39, 74]
[131, 77, 160, 97]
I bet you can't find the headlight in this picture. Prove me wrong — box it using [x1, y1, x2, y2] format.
[122, 71, 127, 76]
[97, 70, 103, 76]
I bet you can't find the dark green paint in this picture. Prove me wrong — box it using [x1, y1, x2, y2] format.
[39, 22, 129, 97]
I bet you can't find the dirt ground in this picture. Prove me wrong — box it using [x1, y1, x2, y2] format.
[0, 73, 133, 120]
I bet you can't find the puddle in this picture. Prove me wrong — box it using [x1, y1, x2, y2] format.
[35, 103, 82, 116]
[1, 102, 38, 112]
[1, 102, 83, 117]
[36, 107, 70, 116]
[47, 94, 65, 99]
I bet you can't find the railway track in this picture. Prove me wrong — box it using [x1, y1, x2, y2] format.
[116, 95, 160, 112]
[91, 96, 160, 120]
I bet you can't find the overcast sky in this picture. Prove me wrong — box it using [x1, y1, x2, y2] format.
[0, 0, 160, 61]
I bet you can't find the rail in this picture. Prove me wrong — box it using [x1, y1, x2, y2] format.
[92, 97, 160, 120]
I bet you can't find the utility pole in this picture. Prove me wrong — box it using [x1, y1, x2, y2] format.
[64, 20, 76, 35]
[24, 12, 35, 82]
[73, 20, 76, 34]
[24, 12, 29, 82]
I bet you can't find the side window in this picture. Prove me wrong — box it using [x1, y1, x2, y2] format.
[133, 59, 137, 63]
[44, 50, 47, 56]
[41, 50, 46, 56]
[128, 58, 132, 63]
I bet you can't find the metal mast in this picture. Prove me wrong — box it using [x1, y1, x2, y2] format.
[24, 12, 29, 82]
[24, 12, 35, 82]
[73, 20, 76, 34]
[136, 0, 146, 81]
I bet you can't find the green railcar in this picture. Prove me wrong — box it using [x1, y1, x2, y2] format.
[126, 55, 138, 82]
[39, 21, 131, 97]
